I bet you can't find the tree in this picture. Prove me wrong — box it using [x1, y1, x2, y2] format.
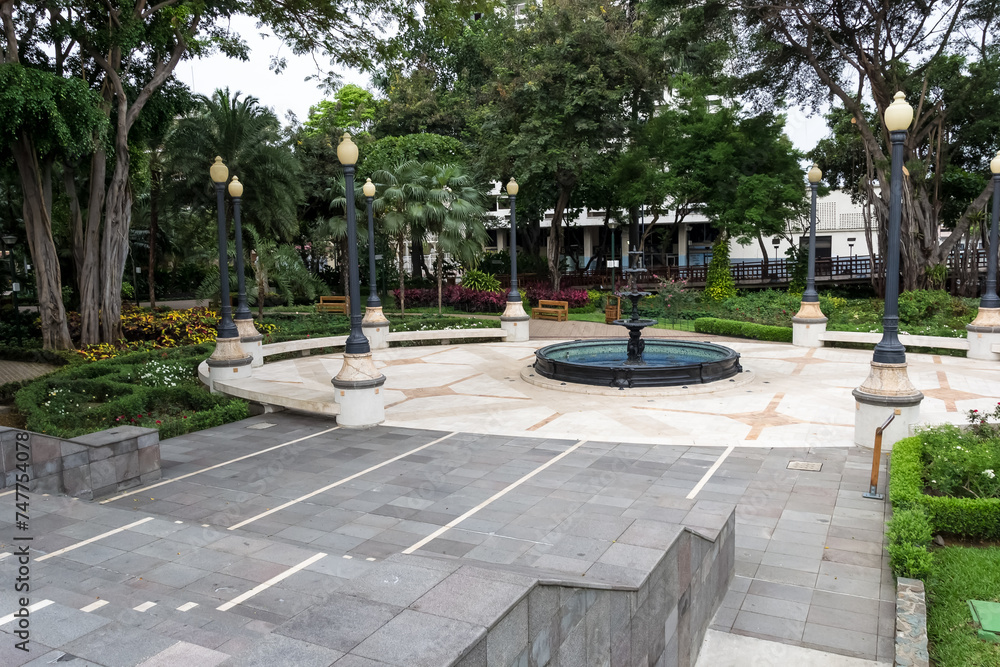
[2, 0, 480, 347]
[480, 2, 646, 290]
[166, 89, 302, 244]
[304, 85, 380, 137]
[374, 160, 430, 316]
[413, 163, 488, 314]
[734, 0, 1000, 290]
[0, 62, 105, 349]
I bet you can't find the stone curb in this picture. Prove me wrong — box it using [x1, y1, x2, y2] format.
[895, 577, 929, 667]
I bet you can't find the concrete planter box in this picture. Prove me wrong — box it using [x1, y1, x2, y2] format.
[0, 425, 160, 500]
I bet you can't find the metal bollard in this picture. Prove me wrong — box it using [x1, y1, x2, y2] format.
[863, 410, 899, 500]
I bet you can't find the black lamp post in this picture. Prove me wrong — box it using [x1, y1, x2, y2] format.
[228, 176, 253, 321]
[848, 237, 856, 275]
[872, 93, 912, 365]
[771, 237, 781, 280]
[210, 157, 239, 340]
[363, 178, 380, 308]
[609, 220, 619, 291]
[803, 164, 822, 302]
[980, 152, 1000, 309]
[2, 233, 16, 311]
[506, 178, 520, 302]
[338, 134, 370, 356]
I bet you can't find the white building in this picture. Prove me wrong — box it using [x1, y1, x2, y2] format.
[486, 188, 875, 273]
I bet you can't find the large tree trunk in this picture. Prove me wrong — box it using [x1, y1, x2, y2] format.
[10, 133, 73, 350]
[757, 233, 770, 280]
[436, 244, 443, 315]
[547, 180, 574, 291]
[410, 228, 425, 280]
[77, 147, 106, 346]
[99, 152, 132, 343]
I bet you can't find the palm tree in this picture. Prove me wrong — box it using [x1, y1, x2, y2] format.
[165, 88, 303, 244]
[415, 164, 489, 314]
[373, 160, 430, 317]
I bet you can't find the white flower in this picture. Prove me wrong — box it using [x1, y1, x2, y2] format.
[931, 480, 936, 484]
[984, 470, 996, 479]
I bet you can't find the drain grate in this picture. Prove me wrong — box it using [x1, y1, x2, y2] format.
[246, 422, 277, 430]
[787, 461, 823, 472]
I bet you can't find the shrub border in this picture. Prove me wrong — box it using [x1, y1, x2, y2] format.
[693, 317, 793, 343]
[890, 435, 1000, 540]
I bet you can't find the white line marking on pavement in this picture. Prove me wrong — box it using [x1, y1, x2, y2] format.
[228, 432, 459, 530]
[0, 600, 54, 625]
[36, 517, 154, 561]
[217, 552, 326, 611]
[81, 600, 109, 612]
[100, 426, 342, 503]
[0, 489, 15, 497]
[686, 445, 735, 500]
[0, 552, 10, 560]
[403, 440, 588, 555]
[177, 602, 198, 612]
[134, 601, 156, 612]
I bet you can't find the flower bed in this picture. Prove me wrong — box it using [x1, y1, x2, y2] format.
[15, 344, 247, 440]
[887, 411, 1000, 581]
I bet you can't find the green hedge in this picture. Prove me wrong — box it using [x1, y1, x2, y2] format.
[890, 436, 1000, 540]
[14, 344, 247, 440]
[693, 317, 793, 342]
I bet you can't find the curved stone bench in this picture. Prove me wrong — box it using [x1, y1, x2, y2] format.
[818, 330, 970, 351]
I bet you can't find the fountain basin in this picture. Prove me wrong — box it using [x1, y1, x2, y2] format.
[534, 339, 742, 388]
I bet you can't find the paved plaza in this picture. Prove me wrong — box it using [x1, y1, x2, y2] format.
[5, 327, 999, 665]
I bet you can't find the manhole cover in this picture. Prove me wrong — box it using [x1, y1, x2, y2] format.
[787, 461, 823, 471]
[246, 422, 276, 430]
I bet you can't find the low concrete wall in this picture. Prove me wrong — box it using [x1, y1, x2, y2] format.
[0, 425, 160, 500]
[455, 515, 735, 667]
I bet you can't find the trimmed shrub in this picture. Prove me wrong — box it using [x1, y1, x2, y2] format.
[693, 317, 793, 342]
[14, 344, 247, 440]
[886, 507, 935, 579]
[891, 435, 1000, 540]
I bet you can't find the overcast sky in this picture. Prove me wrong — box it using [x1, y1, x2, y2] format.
[187, 15, 829, 153]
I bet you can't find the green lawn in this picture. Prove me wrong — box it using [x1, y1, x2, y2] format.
[927, 546, 1000, 666]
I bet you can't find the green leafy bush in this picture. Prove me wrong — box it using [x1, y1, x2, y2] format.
[694, 317, 793, 342]
[887, 540, 935, 580]
[460, 269, 502, 292]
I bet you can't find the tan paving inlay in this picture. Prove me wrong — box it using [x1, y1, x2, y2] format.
[921, 370, 987, 412]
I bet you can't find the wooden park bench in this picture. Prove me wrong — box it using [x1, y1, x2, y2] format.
[532, 299, 569, 321]
[316, 296, 348, 314]
[604, 295, 622, 324]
